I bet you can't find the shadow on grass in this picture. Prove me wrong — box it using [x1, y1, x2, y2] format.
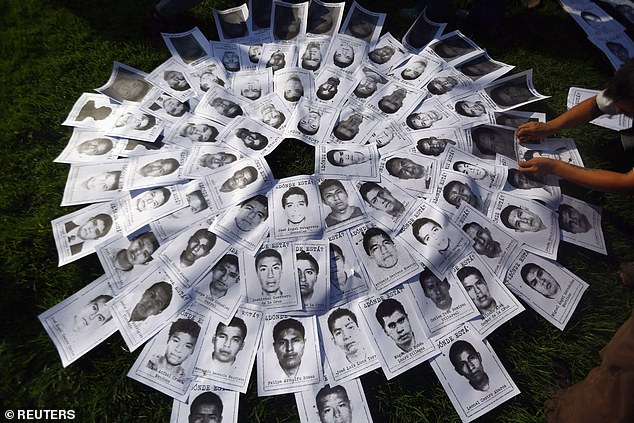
[53, 0, 221, 42]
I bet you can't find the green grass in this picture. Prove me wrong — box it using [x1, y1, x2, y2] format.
[1, 0, 633, 421]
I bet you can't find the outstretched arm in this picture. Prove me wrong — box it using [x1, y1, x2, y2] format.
[516, 96, 601, 142]
[519, 158, 634, 193]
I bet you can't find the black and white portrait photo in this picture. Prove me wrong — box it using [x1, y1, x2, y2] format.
[271, 176, 323, 241]
[192, 304, 264, 393]
[257, 314, 322, 396]
[295, 379, 374, 423]
[340, 1, 385, 45]
[351, 224, 421, 292]
[357, 289, 437, 379]
[408, 268, 480, 337]
[128, 304, 206, 399]
[97, 62, 155, 104]
[38, 274, 118, 367]
[318, 302, 379, 382]
[490, 191, 560, 259]
[429, 324, 520, 422]
[450, 252, 524, 337]
[505, 248, 589, 330]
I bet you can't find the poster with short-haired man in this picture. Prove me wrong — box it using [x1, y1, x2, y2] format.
[117, 184, 188, 236]
[327, 98, 383, 145]
[217, 115, 283, 157]
[355, 178, 417, 231]
[164, 115, 225, 147]
[271, 175, 324, 241]
[257, 314, 323, 396]
[366, 32, 410, 74]
[210, 193, 270, 252]
[316, 143, 380, 181]
[39, 274, 118, 367]
[327, 230, 371, 308]
[489, 191, 560, 260]
[556, 194, 606, 254]
[452, 203, 518, 279]
[109, 263, 192, 351]
[192, 303, 264, 393]
[349, 223, 421, 293]
[407, 268, 480, 337]
[157, 222, 230, 289]
[396, 199, 470, 276]
[96, 228, 163, 292]
[312, 65, 359, 108]
[322, 33, 368, 76]
[294, 242, 330, 313]
[244, 241, 302, 312]
[283, 97, 339, 146]
[171, 385, 239, 423]
[52, 201, 121, 266]
[295, 378, 374, 423]
[243, 92, 293, 131]
[357, 287, 438, 379]
[482, 69, 549, 112]
[441, 147, 508, 191]
[317, 299, 379, 383]
[128, 302, 209, 400]
[364, 80, 428, 122]
[504, 248, 588, 330]
[122, 150, 187, 191]
[429, 322, 520, 422]
[200, 155, 275, 211]
[105, 104, 165, 143]
[378, 151, 437, 197]
[147, 57, 197, 102]
[449, 252, 524, 338]
[148, 182, 216, 243]
[55, 128, 119, 164]
[496, 155, 561, 207]
[193, 246, 244, 321]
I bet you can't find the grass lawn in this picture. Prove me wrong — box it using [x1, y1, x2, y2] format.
[1, 0, 633, 421]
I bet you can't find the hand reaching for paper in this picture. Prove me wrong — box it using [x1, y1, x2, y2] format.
[518, 157, 559, 178]
[516, 122, 554, 143]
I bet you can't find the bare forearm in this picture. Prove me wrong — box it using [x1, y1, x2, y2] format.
[517, 97, 601, 142]
[545, 161, 634, 193]
[546, 96, 599, 132]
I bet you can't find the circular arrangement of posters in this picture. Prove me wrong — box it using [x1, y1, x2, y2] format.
[40, 2, 608, 422]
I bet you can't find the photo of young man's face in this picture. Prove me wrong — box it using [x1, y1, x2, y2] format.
[212, 322, 245, 364]
[297, 254, 318, 299]
[282, 189, 308, 225]
[72, 296, 112, 333]
[458, 267, 495, 314]
[365, 231, 398, 269]
[130, 282, 172, 322]
[165, 329, 196, 366]
[272, 320, 306, 374]
[449, 340, 489, 391]
[316, 386, 353, 423]
[208, 255, 239, 298]
[330, 312, 363, 360]
[234, 198, 268, 232]
[381, 308, 414, 351]
[420, 271, 452, 311]
[256, 250, 283, 295]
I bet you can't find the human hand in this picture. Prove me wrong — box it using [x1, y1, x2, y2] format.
[518, 158, 560, 178]
[516, 122, 553, 143]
